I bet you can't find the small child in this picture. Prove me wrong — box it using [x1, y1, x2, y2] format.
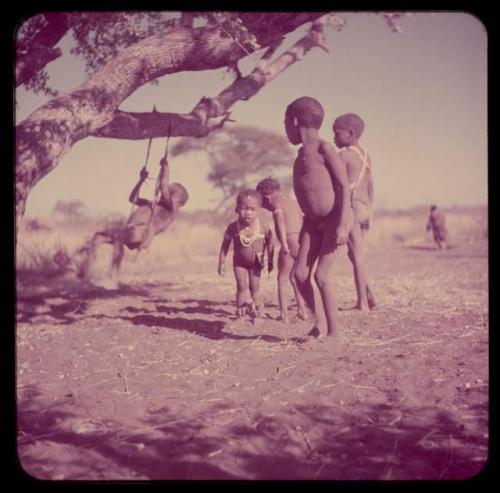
[426, 204, 448, 250]
[285, 96, 352, 338]
[333, 113, 376, 311]
[256, 177, 307, 323]
[218, 189, 274, 318]
[54, 158, 188, 288]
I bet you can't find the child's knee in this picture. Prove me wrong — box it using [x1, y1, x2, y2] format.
[294, 265, 309, 285]
[278, 269, 289, 284]
[314, 268, 333, 290]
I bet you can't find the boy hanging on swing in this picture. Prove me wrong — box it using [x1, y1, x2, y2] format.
[54, 155, 189, 288]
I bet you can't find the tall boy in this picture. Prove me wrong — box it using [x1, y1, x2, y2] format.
[285, 96, 351, 338]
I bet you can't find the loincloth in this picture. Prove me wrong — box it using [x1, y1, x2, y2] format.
[352, 198, 372, 229]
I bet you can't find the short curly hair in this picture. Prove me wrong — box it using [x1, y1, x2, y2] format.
[236, 188, 262, 207]
[286, 97, 324, 129]
[256, 177, 281, 195]
[333, 113, 365, 138]
[170, 183, 189, 206]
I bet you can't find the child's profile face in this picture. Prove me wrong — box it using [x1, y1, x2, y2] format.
[236, 196, 260, 226]
[333, 125, 352, 148]
[260, 193, 273, 211]
[284, 113, 300, 145]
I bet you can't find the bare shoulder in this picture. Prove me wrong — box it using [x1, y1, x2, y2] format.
[318, 140, 336, 155]
[274, 195, 290, 210]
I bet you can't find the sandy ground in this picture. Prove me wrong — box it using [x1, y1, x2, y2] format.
[16, 240, 488, 480]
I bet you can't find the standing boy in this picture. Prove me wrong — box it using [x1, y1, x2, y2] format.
[256, 177, 307, 323]
[333, 113, 376, 311]
[285, 96, 351, 338]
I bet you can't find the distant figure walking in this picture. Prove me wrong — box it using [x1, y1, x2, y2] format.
[426, 204, 448, 250]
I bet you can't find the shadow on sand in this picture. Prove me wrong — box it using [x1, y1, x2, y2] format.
[91, 312, 284, 343]
[17, 385, 488, 480]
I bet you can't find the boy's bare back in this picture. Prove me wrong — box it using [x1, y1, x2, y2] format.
[124, 203, 174, 246]
[343, 148, 372, 205]
[273, 195, 303, 235]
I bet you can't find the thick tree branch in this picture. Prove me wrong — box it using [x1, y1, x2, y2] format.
[15, 13, 324, 224]
[16, 13, 70, 87]
[92, 15, 330, 140]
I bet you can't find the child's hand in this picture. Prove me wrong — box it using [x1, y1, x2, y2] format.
[218, 263, 225, 276]
[335, 224, 349, 246]
[268, 260, 274, 273]
[140, 167, 149, 180]
[281, 244, 290, 255]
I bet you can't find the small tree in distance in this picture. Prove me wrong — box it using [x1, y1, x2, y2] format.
[171, 125, 295, 216]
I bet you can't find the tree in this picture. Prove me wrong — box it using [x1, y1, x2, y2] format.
[52, 200, 86, 222]
[171, 125, 295, 215]
[15, 11, 409, 228]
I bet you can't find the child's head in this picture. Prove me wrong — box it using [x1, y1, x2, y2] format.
[285, 97, 324, 145]
[332, 113, 365, 148]
[169, 183, 189, 207]
[430, 204, 437, 211]
[235, 189, 262, 226]
[256, 178, 280, 211]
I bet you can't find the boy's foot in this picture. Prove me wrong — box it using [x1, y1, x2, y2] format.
[339, 303, 370, 312]
[296, 311, 309, 321]
[278, 313, 290, 323]
[236, 305, 247, 318]
[307, 326, 322, 338]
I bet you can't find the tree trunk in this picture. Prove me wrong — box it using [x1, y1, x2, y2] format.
[15, 13, 323, 227]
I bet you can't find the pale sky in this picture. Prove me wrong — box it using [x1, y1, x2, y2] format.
[16, 12, 488, 217]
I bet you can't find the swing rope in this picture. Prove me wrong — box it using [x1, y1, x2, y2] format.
[133, 117, 172, 261]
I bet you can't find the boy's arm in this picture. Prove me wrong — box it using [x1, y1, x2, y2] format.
[321, 142, 351, 245]
[218, 226, 232, 276]
[158, 158, 172, 205]
[129, 167, 150, 206]
[265, 227, 275, 273]
[367, 168, 374, 205]
[273, 206, 290, 254]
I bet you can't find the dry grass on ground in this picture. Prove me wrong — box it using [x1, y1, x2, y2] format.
[15, 206, 488, 480]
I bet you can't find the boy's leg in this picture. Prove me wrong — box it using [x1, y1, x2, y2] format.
[360, 227, 377, 309]
[347, 224, 370, 311]
[234, 264, 251, 317]
[109, 238, 125, 283]
[249, 265, 263, 318]
[277, 250, 293, 322]
[290, 262, 308, 320]
[294, 220, 321, 316]
[314, 215, 348, 337]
